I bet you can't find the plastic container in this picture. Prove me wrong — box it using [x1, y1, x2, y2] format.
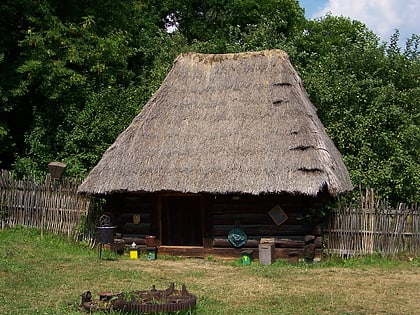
[241, 250, 253, 265]
[129, 242, 138, 259]
[146, 247, 157, 260]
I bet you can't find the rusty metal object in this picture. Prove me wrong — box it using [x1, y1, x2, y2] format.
[80, 290, 118, 312]
[80, 283, 196, 313]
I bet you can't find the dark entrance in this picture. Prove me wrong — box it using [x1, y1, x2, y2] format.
[161, 196, 203, 246]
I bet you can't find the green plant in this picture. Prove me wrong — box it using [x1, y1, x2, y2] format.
[75, 213, 89, 235]
[297, 201, 336, 223]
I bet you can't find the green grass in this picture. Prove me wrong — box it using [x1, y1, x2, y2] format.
[1, 227, 419, 314]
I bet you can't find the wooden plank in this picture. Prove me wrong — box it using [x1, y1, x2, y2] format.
[213, 224, 307, 236]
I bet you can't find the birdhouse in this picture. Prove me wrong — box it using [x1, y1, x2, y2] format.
[48, 162, 66, 179]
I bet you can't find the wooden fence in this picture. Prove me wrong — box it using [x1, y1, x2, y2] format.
[0, 170, 91, 239]
[328, 190, 420, 257]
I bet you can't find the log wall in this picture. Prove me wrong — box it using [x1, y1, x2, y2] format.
[107, 192, 328, 260]
[205, 194, 325, 260]
[105, 194, 156, 245]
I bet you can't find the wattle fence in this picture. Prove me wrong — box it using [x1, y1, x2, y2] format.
[0, 170, 91, 239]
[328, 189, 420, 257]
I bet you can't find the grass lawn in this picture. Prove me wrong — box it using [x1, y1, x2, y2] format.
[1, 227, 419, 314]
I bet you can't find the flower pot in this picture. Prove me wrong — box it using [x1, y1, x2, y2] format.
[145, 235, 157, 247]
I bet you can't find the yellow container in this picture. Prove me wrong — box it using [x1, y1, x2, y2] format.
[129, 242, 138, 259]
[129, 248, 138, 259]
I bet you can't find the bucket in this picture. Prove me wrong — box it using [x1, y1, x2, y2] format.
[96, 226, 117, 244]
[146, 247, 157, 260]
[129, 248, 138, 259]
[145, 236, 157, 247]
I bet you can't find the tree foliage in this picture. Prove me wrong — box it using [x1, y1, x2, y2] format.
[158, 0, 304, 47]
[0, 1, 418, 202]
[291, 16, 419, 202]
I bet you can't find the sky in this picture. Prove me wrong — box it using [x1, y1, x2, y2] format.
[298, 0, 420, 46]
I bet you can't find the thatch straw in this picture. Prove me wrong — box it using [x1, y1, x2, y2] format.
[78, 50, 353, 196]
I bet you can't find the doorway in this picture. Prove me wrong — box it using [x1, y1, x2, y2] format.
[161, 196, 203, 246]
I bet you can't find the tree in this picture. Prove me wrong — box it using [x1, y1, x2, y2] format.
[1, 0, 162, 177]
[0, 0, 54, 168]
[158, 0, 305, 53]
[292, 16, 420, 202]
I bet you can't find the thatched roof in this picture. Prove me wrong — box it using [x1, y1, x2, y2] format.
[78, 50, 353, 196]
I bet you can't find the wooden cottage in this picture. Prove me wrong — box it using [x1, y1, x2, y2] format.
[78, 50, 353, 261]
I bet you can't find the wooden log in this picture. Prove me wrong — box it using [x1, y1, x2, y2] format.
[276, 239, 305, 248]
[119, 212, 151, 222]
[212, 238, 259, 248]
[123, 223, 151, 234]
[212, 213, 272, 225]
[157, 246, 323, 261]
[212, 238, 308, 248]
[159, 246, 259, 260]
[122, 236, 147, 245]
[213, 224, 307, 236]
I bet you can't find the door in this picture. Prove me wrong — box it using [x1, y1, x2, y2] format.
[161, 196, 203, 246]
